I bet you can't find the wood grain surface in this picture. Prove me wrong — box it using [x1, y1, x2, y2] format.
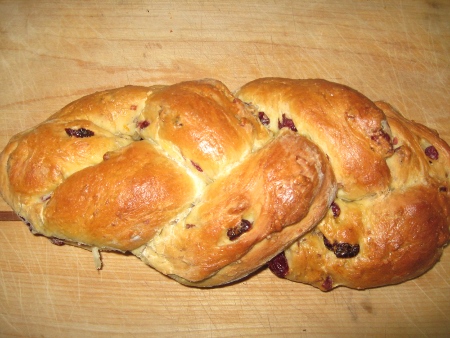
[0, 1, 449, 337]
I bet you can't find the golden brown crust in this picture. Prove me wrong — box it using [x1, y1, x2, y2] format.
[0, 77, 448, 289]
[236, 78, 394, 200]
[0, 78, 336, 286]
[51, 85, 151, 136]
[266, 99, 450, 291]
[284, 184, 449, 290]
[141, 79, 270, 181]
[137, 129, 335, 285]
[43, 141, 199, 251]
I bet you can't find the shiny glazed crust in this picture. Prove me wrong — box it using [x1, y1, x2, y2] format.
[0, 77, 448, 289]
[0, 78, 336, 287]
[236, 78, 450, 290]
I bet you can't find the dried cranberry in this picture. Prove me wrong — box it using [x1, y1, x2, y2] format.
[425, 145, 439, 160]
[439, 186, 447, 192]
[268, 252, 289, 278]
[65, 128, 94, 138]
[334, 242, 360, 258]
[330, 202, 341, 217]
[227, 219, 252, 240]
[137, 120, 150, 129]
[371, 129, 391, 143]
[321, 276, 333, 291]
[323, 235, 360, 258]
[278, 114, 297, 132]
[382, 131, 391, 142]
[191, 160, 203, 172]
[258, 112, 270, 125]
[323, 236, 334, 251]
[50, 237, 65, 246]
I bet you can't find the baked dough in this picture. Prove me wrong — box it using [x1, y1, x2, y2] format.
[0, 79, 335, 286]
[236, 78, 449, 290]
[0, 78, 448, 289]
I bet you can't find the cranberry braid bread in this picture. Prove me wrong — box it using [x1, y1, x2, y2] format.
[0, 78, 448, 289]
[236, 78, 450, 290]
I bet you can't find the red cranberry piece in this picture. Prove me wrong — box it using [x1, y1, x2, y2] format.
[425, 145, 439, 160]
[65, 128, 94, 138]
[227, 219, 252, 240]
[334, 242, 360, 258]
[323, 235, 360, 258]
[137, 120, 150, 129]
[278, 114, 297, 132]
[439, 186, 447, 192]
[191, 160, 203, 172]
[330, 202, 340, 218]
[268, 252, 289, 278]
[323, 235, 334, 251]
[258, 112, 270, 125]
[371, 129, 391, 143]
[321, 276, 333, 291]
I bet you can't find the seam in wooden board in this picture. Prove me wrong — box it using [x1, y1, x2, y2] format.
[0, 211, 21, 221]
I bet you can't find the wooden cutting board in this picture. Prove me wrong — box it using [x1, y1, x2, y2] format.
[1, 1, 449, 336]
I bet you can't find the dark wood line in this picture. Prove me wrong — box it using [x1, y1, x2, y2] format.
[0, 211, 21, 221]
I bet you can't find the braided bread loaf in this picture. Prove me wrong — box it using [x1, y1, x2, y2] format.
[0, 78, 448, 290]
